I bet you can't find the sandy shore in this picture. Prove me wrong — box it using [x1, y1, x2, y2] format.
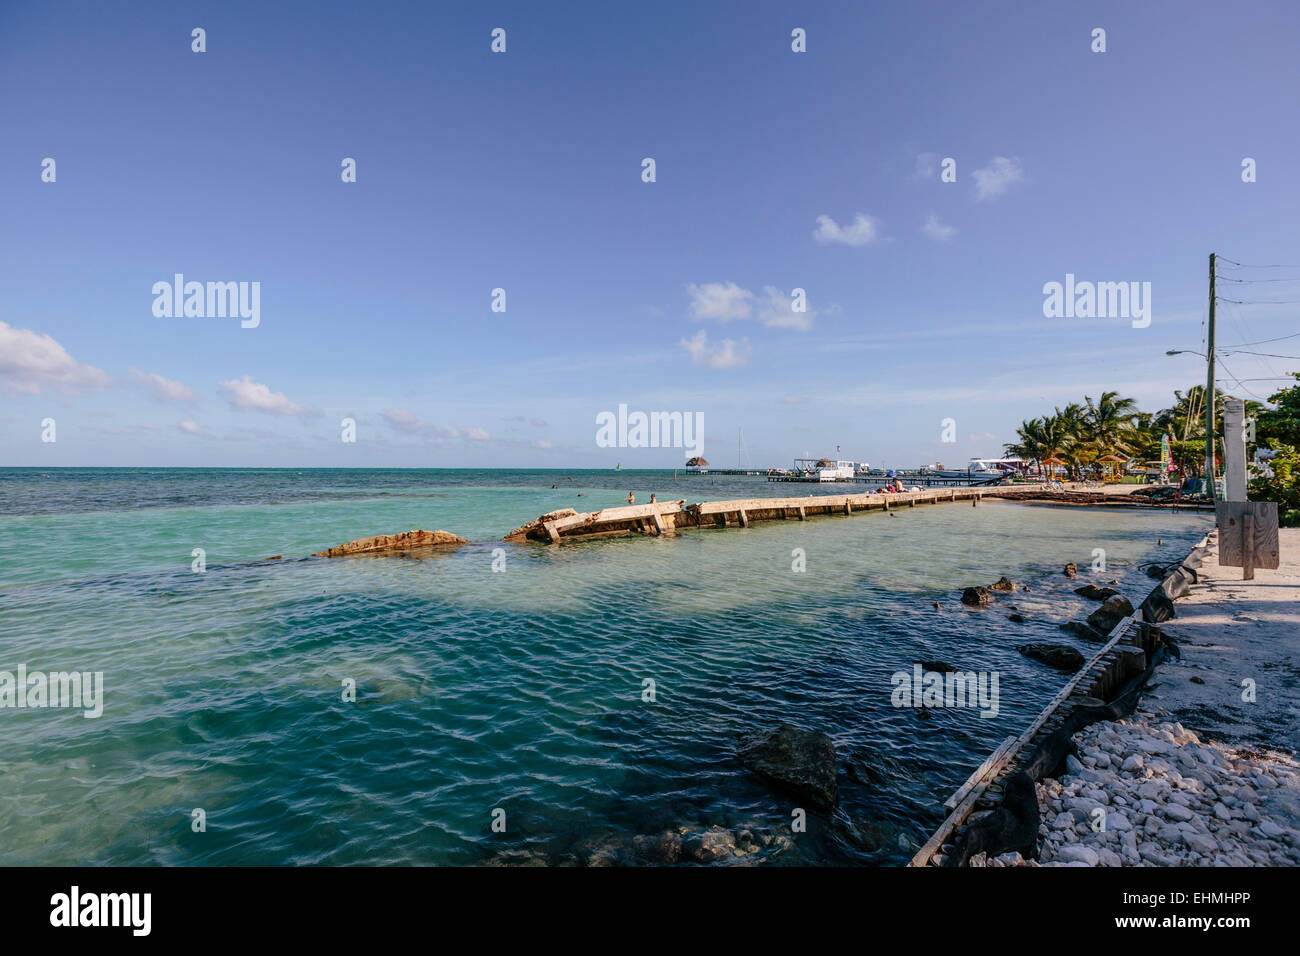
[982, 528, 1300, 867]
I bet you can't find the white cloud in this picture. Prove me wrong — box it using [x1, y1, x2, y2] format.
[218, 376, 310, 416]
[686, 281, 753, 322]
[381, 408, 488, 441]
[130, 367, 198, 404]
[912, 152, 939, 181]
[685, 283, 814, 331]
[812, 213, 881, 247]
[177, 420, 204, 435]
[971, 156, 1023, 201]
[922, 213, 956, 242]
[757, 286, 815, 331]
[0, 321, 109, 395]
[679, 329, 752, 369]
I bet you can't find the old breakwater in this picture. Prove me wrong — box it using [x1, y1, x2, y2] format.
[302, 486, 1213, 559]
[497, 487, 1212, 547]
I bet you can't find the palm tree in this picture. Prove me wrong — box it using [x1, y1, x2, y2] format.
[1084, 391, 1140, 454]
[1004, 418, 1049, 468]
[1049, 404, 1087, 477]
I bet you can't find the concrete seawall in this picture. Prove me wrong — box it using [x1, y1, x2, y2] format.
[912, 528, 1300, 867]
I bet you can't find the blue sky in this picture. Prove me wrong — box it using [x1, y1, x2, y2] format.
[3, 0, 1299, 468]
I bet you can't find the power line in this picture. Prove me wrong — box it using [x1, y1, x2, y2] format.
[1217, 256, 1300, 269]
[1217, 297, 1300, 305]
[1215, 276, 1300, 283]
[1216, 330, 1300, 347]
[1215, 355, 1269, 401]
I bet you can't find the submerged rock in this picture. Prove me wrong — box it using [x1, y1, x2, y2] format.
[990, 576, 1017, 592]
[683, 826, 736, 863]
[1059, 620, 1106, 641]
[1018, 644, 1085, 672]
[961, 586, 994, 606]
[1074, 584, 1120, 601]
[738, 724, 838, 810]
[1008, 612, 1026, 623]
[1086, 595, 1135, 635]
[312, 529, 467, 557]
[1064, 562, 1078, 578]
[916, 660, 957, 673]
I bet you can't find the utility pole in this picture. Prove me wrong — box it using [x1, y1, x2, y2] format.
[1205, 253, 1217, 500]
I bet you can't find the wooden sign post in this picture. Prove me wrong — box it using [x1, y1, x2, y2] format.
[1215, 501, 1280, 580]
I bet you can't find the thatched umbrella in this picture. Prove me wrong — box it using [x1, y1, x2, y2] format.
[815, 458, 834, 468]
[685, 456, 709, 468]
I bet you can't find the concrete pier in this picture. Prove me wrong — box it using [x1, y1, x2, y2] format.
[503, 486, 1213, 544]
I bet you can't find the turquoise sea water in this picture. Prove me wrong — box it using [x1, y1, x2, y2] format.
[0, 468, 1211, 865]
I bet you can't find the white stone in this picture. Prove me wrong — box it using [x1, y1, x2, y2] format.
[1184, 832, 1218, 854]
[1058, 844, 1099, 866]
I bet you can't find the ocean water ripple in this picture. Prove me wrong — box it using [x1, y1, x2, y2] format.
[0, 469, 1210, 865]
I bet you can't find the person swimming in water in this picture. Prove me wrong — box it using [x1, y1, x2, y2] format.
[625, 491, 635, 504]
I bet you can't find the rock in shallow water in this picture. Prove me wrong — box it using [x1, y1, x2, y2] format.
[1086, 595, 1135, 635]
[915, 660, 957, 673]
[1018, 643, 1085, 672]
[312, 529, 468, 556]
[1060, 621, 1106, 642]
[1075, 584, 1120, 601]
[738, 724, 838, 810]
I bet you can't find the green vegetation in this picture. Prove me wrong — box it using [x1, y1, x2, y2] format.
[1249, 372, 1300, 526]
[1003, 382, 1287, 494]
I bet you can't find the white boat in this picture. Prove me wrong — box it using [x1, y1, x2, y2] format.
[794, 458, 857, 481]
[967, 457, 1026, 476]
